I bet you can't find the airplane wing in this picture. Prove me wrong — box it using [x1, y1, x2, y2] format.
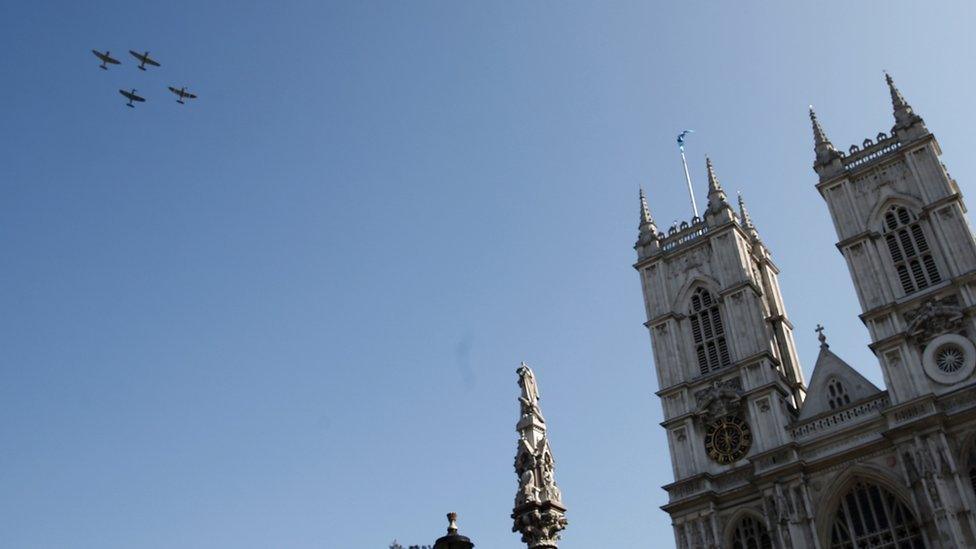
[168, 86, 179, 94]
[128, 50, 143, 61]
[184, 92, 197, 99]
[144, 57, 161, 67]
[107, 56, 120, 65]
[118, 90, 146, 101]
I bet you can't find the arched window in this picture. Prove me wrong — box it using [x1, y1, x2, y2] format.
[730, 515, 772, 549]
[882, 205, 941, 295]
[689, 288, 731, 375]
[826, 378, 851, 410]
[828, 480, 925, 548]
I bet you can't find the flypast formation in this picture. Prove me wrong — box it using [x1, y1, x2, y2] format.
[91, 49, 198, 108]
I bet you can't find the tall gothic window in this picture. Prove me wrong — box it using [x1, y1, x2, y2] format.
[967, 446, 976, 497]
[828, 480, 925, 549]
[689, 288, 731, 375]
[730, 515, 773, 549]
[827, 378, 851, 410]
[882, 205, 941, 295]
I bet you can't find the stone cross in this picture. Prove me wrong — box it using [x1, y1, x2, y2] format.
[815, 324, 828, 348]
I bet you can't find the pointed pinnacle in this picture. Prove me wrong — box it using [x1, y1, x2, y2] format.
[884, 71, 909, 110]
[809, 105, 832, 147]
[737, 191, 754, 228]
[705, 156, 722, 193]
[639, 187, 654, 226]
[884, 71, 923, 131]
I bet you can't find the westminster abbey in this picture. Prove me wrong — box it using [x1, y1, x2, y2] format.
[634, 75, 976, 548]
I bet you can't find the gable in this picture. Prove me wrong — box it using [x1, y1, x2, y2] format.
[797, 347, 883, 421]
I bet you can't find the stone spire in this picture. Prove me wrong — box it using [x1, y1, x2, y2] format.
[639, 187, 654, 228]
[809, 106, 842, 170]
[512, 363, 567, 549]
[737, 191, 760, 242]
[433, 512, 474, 549]
[635, 188, 660, 259]
[885, 72, 925, 133]
[704, 157, 735, 225]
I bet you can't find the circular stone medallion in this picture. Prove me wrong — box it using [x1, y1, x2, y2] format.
[922, 334, 976, 384]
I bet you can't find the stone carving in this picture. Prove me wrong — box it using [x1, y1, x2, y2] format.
[518, 363, 544, 421]
[905, 297, 965, 343]
[512, 364, 567, 548]
[694, 378, 743, 423]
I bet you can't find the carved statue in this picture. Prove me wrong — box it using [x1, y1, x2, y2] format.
[517, 363, 543, 420]
[906, 298, 965, 343]
[516, 469, 539, 506]
[695, 379, 743, 423]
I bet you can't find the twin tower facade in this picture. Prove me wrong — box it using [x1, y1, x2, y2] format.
[635, 76, 976, 548]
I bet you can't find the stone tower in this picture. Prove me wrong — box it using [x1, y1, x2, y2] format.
[813, 74, 976, 405]
[636, 75, 976, 549]
[810, 74, 976, 547]
[634, 158, 805, 545]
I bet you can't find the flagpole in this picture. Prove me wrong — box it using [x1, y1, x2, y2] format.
[679, 145, 699, 219]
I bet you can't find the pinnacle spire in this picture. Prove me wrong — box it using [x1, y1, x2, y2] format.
[639, 187, 653, 226]
[884, 72, 924, 131]
[703, 157, 733, 223]
[809, 106, 832, 148]
[737, 191, 753, 228]
[884, 72, 908, 110]
[705, 156, 722, 193]
[737, 191, 761, 243]
[810, 106, 842, 171]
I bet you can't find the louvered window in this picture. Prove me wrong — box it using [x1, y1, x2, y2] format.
[827, 378, 851, 410]
[828, 481, 925, 548]
[730, 515, 772, 549]
[882, 205, 941, 295]
[689, 288, 731, 375]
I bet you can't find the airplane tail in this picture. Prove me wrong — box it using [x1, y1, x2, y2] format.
[138, 66, 146, 71]
[100, 64, 107, 70]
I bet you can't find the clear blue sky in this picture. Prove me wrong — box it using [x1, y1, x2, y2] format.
[2, 1, 975, 547]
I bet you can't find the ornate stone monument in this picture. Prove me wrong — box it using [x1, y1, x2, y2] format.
[511, 363, 567, 549]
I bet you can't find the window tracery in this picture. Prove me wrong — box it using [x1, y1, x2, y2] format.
[689, 288, 731, 374]
[882, 205, 941, 295]
[828, 480, 925, 548]
[730, 515, 772, 549]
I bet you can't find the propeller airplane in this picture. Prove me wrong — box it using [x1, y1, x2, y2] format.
[129, 50, 161, 71]
[119, 88, 146, 108]
[168, 86, 198, 104]
[92, 50, 121, 70]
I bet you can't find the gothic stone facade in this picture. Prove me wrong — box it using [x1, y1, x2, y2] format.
[635, 76, 976, 549]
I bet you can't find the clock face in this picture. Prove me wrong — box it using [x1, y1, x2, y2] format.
[704, 415, 752, 464]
